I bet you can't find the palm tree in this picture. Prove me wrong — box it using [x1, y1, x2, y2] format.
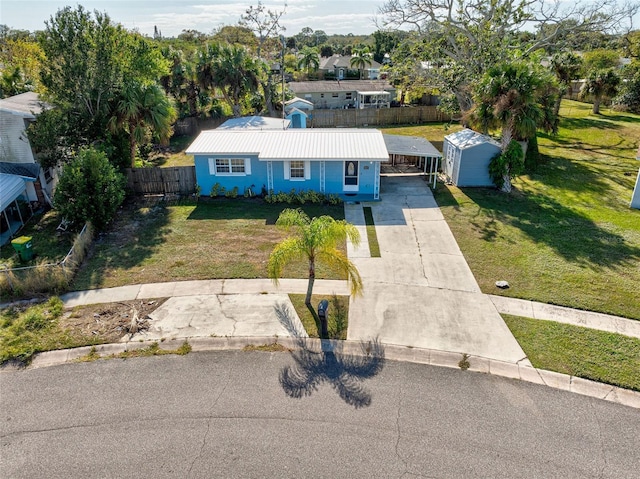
[471, 61, 558, 192]
[350, 46, 373, 79]
[550, 52, 583, 132]
[268, 209, 363, 309]
[297, 46, 320, 76]
[109, 81, 177, 167]
[580, 68, 621, 114]
[197, 43, 262, 117]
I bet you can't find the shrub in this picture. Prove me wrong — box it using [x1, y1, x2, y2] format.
[53, 148, 125, 230]
[210, 183, 224, 197]
[488, 141, 524, 190]
[225, 186, 239, 198]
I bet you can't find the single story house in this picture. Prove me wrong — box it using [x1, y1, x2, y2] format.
[382, 135, 442, 188]
[186, 129, 389, 201]
[0, 171, 36, 245]
[0, 92, 55, 202]
[287, 80, 396, 110]
[319, 54, 382, 80]
[631, 145, 640, 209]
[443, 129, 501, 187]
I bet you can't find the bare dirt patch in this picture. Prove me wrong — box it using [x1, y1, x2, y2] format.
[61, 298, 167, 343]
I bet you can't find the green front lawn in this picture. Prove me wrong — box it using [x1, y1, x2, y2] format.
[73, 198, 346, 290]
[504, 314, 640, 392]
[431, 100, 640, 320]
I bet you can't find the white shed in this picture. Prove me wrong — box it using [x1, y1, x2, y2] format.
[631, 145, 640, 209]
[443, 128, 501, 187]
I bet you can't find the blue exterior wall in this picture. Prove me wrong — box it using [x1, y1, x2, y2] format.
[456, 143, 501, 187]
[195, 155, 379, 197]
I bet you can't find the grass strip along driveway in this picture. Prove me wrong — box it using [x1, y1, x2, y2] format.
[73, 198, 346, 290]
[431, 101, 640, 320]
[504, 314, 640, 392]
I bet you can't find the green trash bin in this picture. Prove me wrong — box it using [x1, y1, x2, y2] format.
[11, 236, 33, 261]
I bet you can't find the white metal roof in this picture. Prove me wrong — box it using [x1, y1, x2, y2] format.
[218, 116, 290, 130]
[0, 173, 27, 210]
[186, 129, 389, 161]
[445, 128, 500, 149]
[383, 134, 442, 158]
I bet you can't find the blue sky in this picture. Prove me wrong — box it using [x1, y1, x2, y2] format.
[1, 1, 385, 37]
[2, 1, 638, 38]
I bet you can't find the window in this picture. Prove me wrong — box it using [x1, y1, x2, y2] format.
[332, 92, 339, 98]
[320, 93, 324, 98]
[345, 92, 352, 100]
[208, 158, 251, 176]
[284, 160, 310, 180]
[290, 161, 305, 179]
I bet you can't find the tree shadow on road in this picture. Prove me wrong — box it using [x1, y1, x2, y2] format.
[279, 340, 385, 409]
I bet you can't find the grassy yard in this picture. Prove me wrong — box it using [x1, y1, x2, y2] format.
[380, 122, 463, 153]
[140, 135, 196, 167]
[429, 100, 640, 320]
[504, 314, 640, 392]
[73, 198, 346, 290]
[0, 210, 75, 269]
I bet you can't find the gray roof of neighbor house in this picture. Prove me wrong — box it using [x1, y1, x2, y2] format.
[383, 135, 442, 158]
[445, 128, 500, 149]
[186, 128, 389, 161]
[0, 162, 40, 179]
[218, 116, 290, 130]
[288, 80, 394, 94]
[0, 92, 45, 118]
[319, 55, 382, 70]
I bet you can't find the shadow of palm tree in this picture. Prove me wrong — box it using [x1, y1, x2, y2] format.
[279, 338, 385, 409]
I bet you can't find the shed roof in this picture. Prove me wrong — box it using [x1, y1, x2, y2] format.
[0, 173, 27, 210]
[383, 135, 442, 158]
[186, 129, 389, 161]
[0, 92, 45, 118]
[218, 116, 290, 130]
[445, 128, 500, 150]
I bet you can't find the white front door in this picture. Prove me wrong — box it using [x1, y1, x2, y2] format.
[343, 161, 359, 192]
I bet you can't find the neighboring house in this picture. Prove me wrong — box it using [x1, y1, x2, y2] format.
[288, 80, 396, 110]
[631, 145, 640, 209]
[443, 129, 501, 187]
[319, 54, 382, 80]
[186, 128, 389, 201]
[0, 92, 55, 201]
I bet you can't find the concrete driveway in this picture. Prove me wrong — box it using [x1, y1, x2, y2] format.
[346, 176, 528, 364]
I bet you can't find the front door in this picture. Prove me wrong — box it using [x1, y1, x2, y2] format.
[343, 161, 359, 192]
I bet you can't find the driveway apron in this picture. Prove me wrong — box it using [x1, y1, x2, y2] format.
[346, 176, 528, 364]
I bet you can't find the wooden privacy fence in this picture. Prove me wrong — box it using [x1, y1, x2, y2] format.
[309, 106, 451, 128]
[126, 166, 196, 195]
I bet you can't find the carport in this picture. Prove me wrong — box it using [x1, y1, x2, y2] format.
[382, 134, 442, 189]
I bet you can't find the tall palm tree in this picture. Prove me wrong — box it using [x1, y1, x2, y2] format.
[471, 61, 558, 192]
[350, 46, 373, 79]
[297, 46, 320, 76]
[268, 209, 363, 308]
[197, 43, 262, 117]
[550, 52, 583, 132]
[580, 68, 621, 114]
[109, 81, 177, 167]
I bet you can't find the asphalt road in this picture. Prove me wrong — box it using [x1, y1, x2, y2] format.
[1, 350, 639, 478]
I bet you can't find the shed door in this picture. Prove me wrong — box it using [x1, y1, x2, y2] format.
[343, 161, 359, 192]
